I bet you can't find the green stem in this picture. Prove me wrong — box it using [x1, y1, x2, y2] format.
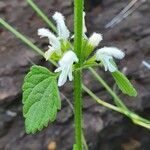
[74, 71, 83, 149]
[74, 0, 84, 60]
[74, 0, 84, 149]
[27, 0, 57, 33]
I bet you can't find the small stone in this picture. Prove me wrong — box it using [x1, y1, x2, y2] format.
[6, 110, 17, 117]
[121, 138, 141, 150]
[47, 141, 57, 150]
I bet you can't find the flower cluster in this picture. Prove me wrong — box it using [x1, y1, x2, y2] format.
[38, 12, 78, 86]
[38, 12, 125, 86]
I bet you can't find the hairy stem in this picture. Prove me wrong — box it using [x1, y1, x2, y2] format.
[74, 0, 84, 149]
[74, 71, 83, 149]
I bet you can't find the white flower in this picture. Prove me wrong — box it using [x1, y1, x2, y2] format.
[96, 47, 125, 72]
[38, 12, 70, 60]
[53, 12, 70, 40]
[38, 28, 61, 50]
[38, 28, 61, 59]
[88, 32, 103, 47]
[82, 12, 103, 48]
[55, 51, 78, 86]
[83, 12, 87, 34]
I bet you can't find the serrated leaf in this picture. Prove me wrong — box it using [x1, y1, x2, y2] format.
[112, 71, 137, 97]
[22, 65, 61, 134]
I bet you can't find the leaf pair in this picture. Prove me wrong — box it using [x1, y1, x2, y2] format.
[22, 66, 61, 134]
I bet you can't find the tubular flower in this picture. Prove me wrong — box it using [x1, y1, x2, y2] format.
[96, 47, 125, 72]
[53, 12, 70, 40]
[83, 12, 102, 49]
[55, 51, 79, 86]
[38, 12, 70, 60]
[38, 28, 61, 50]
[88, 32, 103, 48]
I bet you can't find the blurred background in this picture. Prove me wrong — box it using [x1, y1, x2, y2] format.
[0, 0, 150, 149]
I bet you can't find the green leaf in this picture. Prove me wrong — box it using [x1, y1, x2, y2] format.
[22, 65, 61, 134]
[112, 71, 137, 97]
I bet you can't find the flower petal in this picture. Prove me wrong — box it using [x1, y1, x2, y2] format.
[68, 66, 73, 81]
[38, 28, 61, 51]
[44, 47, 55, 60]
[54, 67, 62, 73]
[97, 47, 125, 59]
[59, 51, 79, 65]
[57, 66, 70, 86]
[103, 56, 117, 72]
[38, 28, 51, 38]
[83, 12, 87, 34]
[96, 52, 117, 72]
[53, 12, 70, 40]
[56, 51, 78, 86]
[58, 71, 68, 86]
[88, 32, 103, 47]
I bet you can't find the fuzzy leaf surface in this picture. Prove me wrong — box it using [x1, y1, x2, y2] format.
[22, 65, 61, 134]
